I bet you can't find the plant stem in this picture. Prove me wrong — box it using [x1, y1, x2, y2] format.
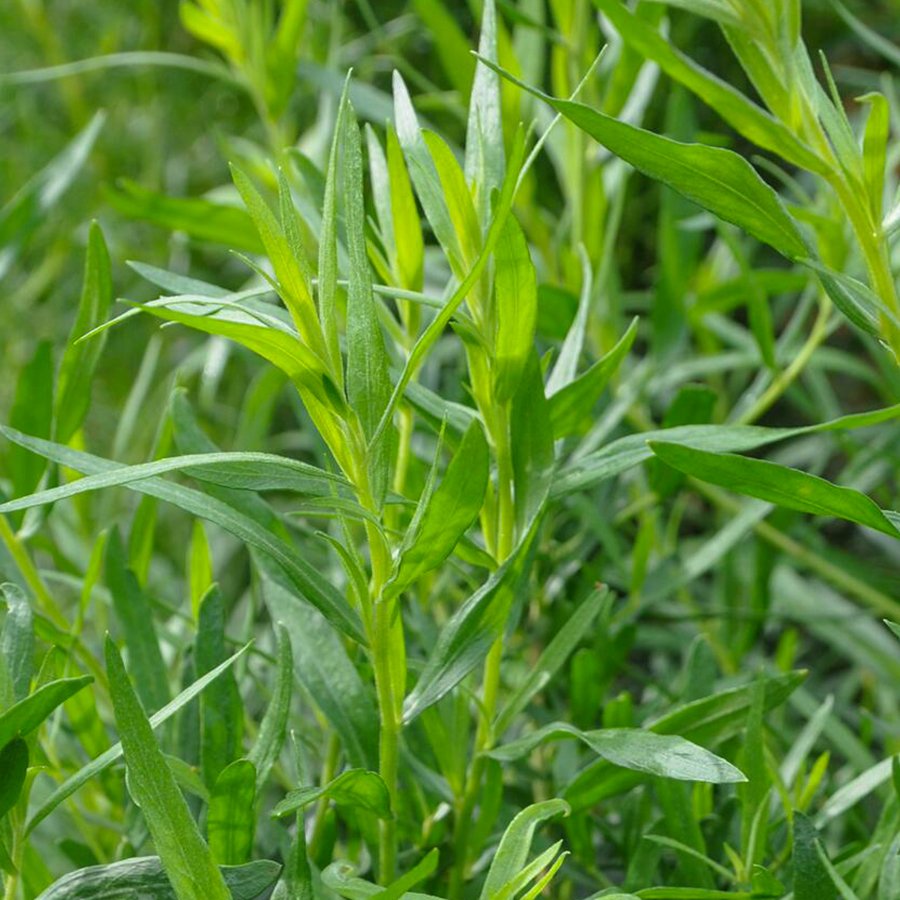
[735, 292, 832, 425]
[449, 404, 515, 899]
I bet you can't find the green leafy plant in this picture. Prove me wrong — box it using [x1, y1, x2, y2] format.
[1, 1, 899, 899]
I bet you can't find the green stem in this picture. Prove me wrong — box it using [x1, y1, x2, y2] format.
[373, 598, 400, 884]
[449, 405, 515, 899]
[358, 462, 402, 884]
[736, 291, 832, 425]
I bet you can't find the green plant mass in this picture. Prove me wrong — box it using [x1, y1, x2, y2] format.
[2, 0, 900, 897]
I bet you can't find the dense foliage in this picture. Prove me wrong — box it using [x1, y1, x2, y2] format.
[1, 1, 899, 898]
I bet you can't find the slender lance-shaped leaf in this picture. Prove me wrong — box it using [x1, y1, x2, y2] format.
[553, 403, 900, 496]
[343, 96, 396, 505]
[196, 587, 243, 787]
[487, 723, 746, 783]
[0, 447, 350, 515]
[793, 812, 837, 900]
[230, 165, 320, 348]
[0, 739, 28, 820]
[649, 441, 900, 538]
[480, 800, 570, 900]
[465, 0, 504, 219]
[207, 759, 256, 866]
[26, 644, 251, 835]
[0, 428, 365, 644]
[372, 849, 439, 900]
[247, 623, 292, 791]
[511, 353, 554, 535]
[321, 862, 442, 899]
[493, 212, 537, 402]
[387, 418, 489, 597]
[105, 636, 230, 900]
[107, 180, 263, 254]
[272, 768, 391, 820]
[484, 60, 807, 259]
[131, 298, 340, 408]
[34, 857, 281, 900]
[549, 317, 638, 438]
[55, 221, 113, 443]
[0, 676, 93, 750]
[392, 71, 460, 270]
[105, 529, 169, 714]
[403, 512, 542, 723]
[593, 0, 828, 175]
[1, 583, 34, 702]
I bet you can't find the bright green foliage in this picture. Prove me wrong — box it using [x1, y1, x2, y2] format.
[105, 637, 230, 900]
[1, 1, 899, 899]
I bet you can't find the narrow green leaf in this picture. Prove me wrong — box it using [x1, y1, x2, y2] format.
[105, 636, 230, 900]
[272, 768, 391, 820]
[0, 447, 350, 515]
[317, 86, 347, 378]
[386, 127, 424, 292]
[392, 71, 460, 270]
[859, 92, 889, 220]
[187, 521, 213, 621]
[793, 812, 837, 900]
[55, 222, 113, 443]
[107, 180, 263, 253]
[372, 849, 439, 900]
[387, 419, 489, 596]
[0, 676, 92, 750]
[648, 441, 900, 538]
[403, 513, 542, 722]
[593, 0, 828, 174]
[487, 61, 807, 259]
[207, 759, 256, 865]
[0, 428, 365, 644]
[196, 587, 243, 787]
[554, 403, 900, 496]
[247, 623, 292, 790]
[802, 258, 897, 337]
[424, 131, 481, 276]
[321, 861, 442, 899]
[565, 672, 804, 811]
[230, 165, 320, 347]
[510, 353, 554, 534]
[465, 0, 504, 222]
[131, 297, 339, 408]
[549, 317, 638, 438]
[105, 529, 169, 714]
[26, 644, 251, 835]
[479, 799, 569, 899]
[488, 723, 745, 783]
[34, 857, 281, 900]
[8, 341, 53, 497]
[1, 584, 34, 702]
[343, 98, 395, 505]
[0, 739, 28, 819]
[493, 213, 537, 402]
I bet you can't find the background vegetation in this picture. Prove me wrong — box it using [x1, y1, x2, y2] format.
[1, 1, 899, 898]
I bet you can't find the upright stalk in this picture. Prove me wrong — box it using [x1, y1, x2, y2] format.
[449, 402, 515, 899]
